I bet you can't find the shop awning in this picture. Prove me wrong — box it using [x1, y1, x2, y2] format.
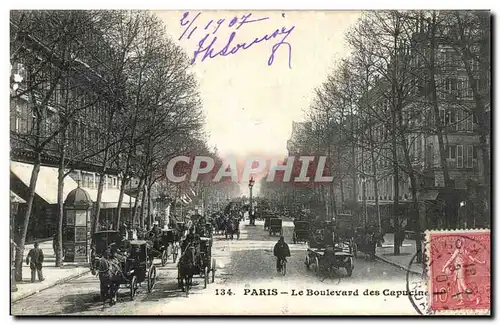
[81, 188, 136, 209]
[10, 190, 26, 203]
[10, 161, 78, 204]
[418, 190, 439, 201]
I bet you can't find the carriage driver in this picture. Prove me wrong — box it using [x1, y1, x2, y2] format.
[273, 236, 291, 273]
[182, 227, 200, 253]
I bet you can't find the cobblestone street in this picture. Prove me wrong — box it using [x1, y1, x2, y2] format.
[12, 220, 421, 315]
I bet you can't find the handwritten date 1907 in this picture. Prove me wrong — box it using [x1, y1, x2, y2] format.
[179, 12, 295, 68]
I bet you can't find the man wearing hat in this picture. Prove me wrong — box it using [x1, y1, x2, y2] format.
[26, 242, 44, 282]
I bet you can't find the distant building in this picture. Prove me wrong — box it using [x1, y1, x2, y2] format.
[357, 16, 489, 231]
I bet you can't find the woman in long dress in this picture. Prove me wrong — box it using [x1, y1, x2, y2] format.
[441, 238, 485, 305]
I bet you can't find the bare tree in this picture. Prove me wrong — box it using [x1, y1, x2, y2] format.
[10, 10, 108, 279]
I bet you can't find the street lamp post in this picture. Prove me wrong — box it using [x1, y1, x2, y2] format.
[248, 177, 255, 226]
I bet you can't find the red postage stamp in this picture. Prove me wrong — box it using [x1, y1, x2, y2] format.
[426, 229, 490, 314]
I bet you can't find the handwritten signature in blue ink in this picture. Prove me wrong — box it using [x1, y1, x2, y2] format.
[179, 12, 294, 69]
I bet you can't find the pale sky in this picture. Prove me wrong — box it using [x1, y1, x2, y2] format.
[156, 10, 362, 160]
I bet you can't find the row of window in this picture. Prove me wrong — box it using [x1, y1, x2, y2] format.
[411, 46, 480, 71]
[446, 144, 478, 169]
[358, 145, 479, 200]
[438, 109, 475, 132]
[358, 176, 410, 203]
[442, 76, 480, 100]
[74, 171, 120, 189]
[401, 107, 475, 133]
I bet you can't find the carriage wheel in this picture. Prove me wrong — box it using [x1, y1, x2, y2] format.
[281, 260, 287, 276]
[204, 266, 209, 289]
[130, 276, 138, 301]
[147, 265, 157, 293]
[346, 257, 354, 277]
[211, 258, 216, 283]
[161, 250, 168, 267]
[314, 256, 320, 276]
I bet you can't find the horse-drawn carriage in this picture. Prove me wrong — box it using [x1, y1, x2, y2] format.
[269, 218, 283, 236]
[225, 217, 240, 240]
[293, 221, 309, 244]
[177, 236, 217, 296]
[353, 227, 383, 260]
[90, 231, 157, 305]
[212, 215, 226, 236]
[305, 242, 354, 277]
[263, 212, 276, 230]
[304, 223, 354, 277]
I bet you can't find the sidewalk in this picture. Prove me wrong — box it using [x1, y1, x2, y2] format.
[375, 233, 424, 275]
[11, 240, 90, 303]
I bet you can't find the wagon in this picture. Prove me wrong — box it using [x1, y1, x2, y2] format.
[91, 233, 157, 304]
[269, 218, 283, 236]
[127, 240, 158, 298]
[304, 241, 354, 277]
[199, 236, 217, 286]
[263, 213, 275, 230]
[158, 229, 180, 264]
[90, 230, 123, 263]
[293, 221, 309, 244]
[177, 236, 216, 293]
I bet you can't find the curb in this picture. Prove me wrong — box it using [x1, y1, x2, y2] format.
[375, 255, 422, 275]
[12, 269, 91, 303]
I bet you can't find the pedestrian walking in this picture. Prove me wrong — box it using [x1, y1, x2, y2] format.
[52, 232, 60, 262]
[26, 242, 44, 282]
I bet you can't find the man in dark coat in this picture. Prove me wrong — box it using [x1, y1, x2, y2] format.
[26, 242, 44, 282]
[273, 236, 291, 273]
[52, 232, 60, 262]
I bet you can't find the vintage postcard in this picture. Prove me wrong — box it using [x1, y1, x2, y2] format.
[9, 9, 491, 316]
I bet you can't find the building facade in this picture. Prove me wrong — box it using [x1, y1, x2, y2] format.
[10, 13, 138, 241]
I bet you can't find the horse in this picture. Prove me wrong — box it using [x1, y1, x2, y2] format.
[211, 214, 225, 236]
[225, 217, 240, 240]
[354, 229, 379, 261]
[177, 244, 196, 296]
[93, 256, 124, 306]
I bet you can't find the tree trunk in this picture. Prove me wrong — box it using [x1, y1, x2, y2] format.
[132, 177, 145, 226]
[92, 172, 106, 235]
[115, 174, 129, 228]
[368, 123, 382, 234]
[56, 152, 65, 267]
[351, 123, 357, 205]
[340, 180, 345, 206]
[330, 182, 337, 218]
[147, 181, 153, 227]
[429, 12, 454, 229]
[14, 152, 41, 281]
[139, 180, 148, 228]
[398, 120, 423, 263]
[391, 106, 400, 256]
